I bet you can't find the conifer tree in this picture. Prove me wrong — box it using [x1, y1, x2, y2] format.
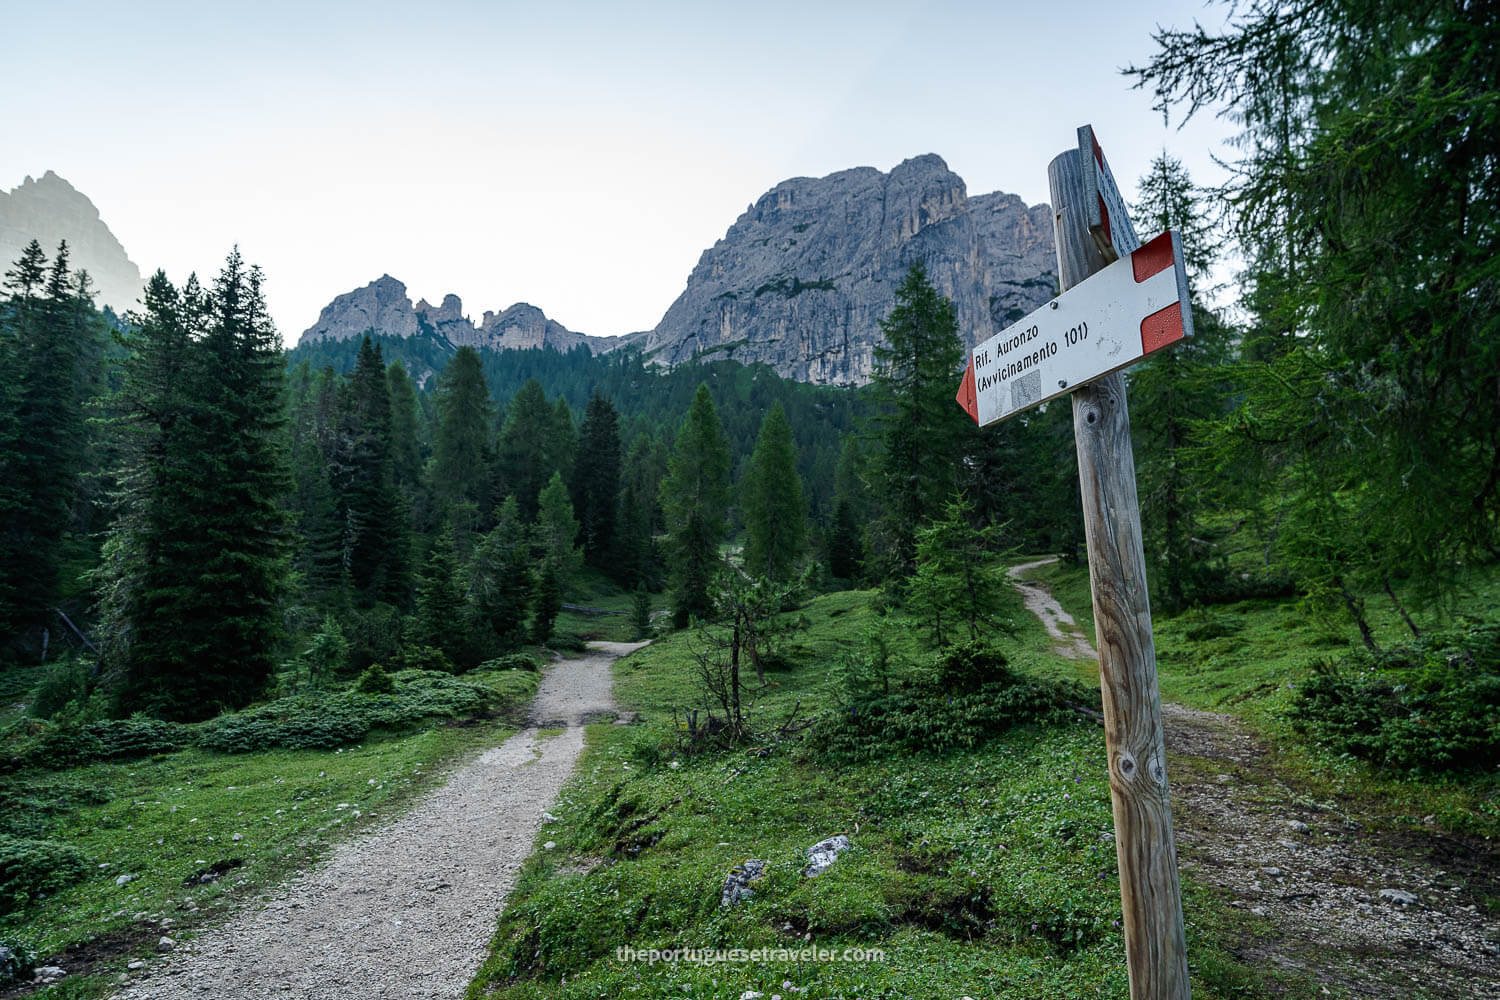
[386, 360, 423, 489]
[547, 396, 577, 486]
[741, 401, 807, 582]
[572, 392, 621, 570]
[468, 496, 533, 654]
[412, 528, 464, 668]
[827, 496, 862, 582]
[109, 251, 291, 719]
[342, 337, 404, 605]
[431, 346, 494, 518]
[497, 379, 555, 520]
[0, 241, 106, 629]
[534, 471, 582, 589]
[908, 493, 1013, 648]
[870, 262, 968, 581]
[531, 560, 562, 646]
[661, 384, 731, 626]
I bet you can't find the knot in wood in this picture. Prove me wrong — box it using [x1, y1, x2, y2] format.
[1082, 403, 1101, 426]
[1116, 751, 1136, 779]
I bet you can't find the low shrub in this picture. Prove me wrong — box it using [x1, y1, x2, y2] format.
[198, 701, 368, 753]
[0, 834, 90, 914]
[816, 646, 1083, 761]
[480, 653, 540, 672]
[0, 940, 34, 987]
[355, 663, 396, 695]
[26, 657, 91, 720]
[1288, 622, 1500, 772]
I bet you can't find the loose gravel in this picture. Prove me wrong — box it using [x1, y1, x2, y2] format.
[113, 641, 646, 1000]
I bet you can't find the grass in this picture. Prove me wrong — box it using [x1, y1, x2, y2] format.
[1019, 558, 1500, 840]
[468, 588, 1298, 999]
[0, 666, 538, 995]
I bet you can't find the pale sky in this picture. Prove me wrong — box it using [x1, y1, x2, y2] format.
[2, 0, 1235, 344]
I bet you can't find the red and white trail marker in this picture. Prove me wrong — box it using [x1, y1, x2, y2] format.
[955, 229, 1193, 427]
[1079, 124, 1140, 260]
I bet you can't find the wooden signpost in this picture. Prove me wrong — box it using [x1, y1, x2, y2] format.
[958, 127, 1192, 1000]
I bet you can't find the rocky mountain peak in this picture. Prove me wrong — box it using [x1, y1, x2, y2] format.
[642, 154, 1055, 385]
[0, 170, 146, 314]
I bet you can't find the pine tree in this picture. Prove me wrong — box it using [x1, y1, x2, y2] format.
[0, 241, 106, 630]
[341, 337, 404, 605]
[869, 262, 969, 581]
[1127, 153, 1235, 613]
[531, 560, 562, 646]
[630, 582, 652, 640]
[661, 384, 731, 626]
[109, 251, 291, 719]
[431, 346, 494, 518]
[386, 360, 423, 489]
[547, 396, 577, 486]
[534, 470, 582, 590]
[741, 401, 807, 582]
[908, 493, 1013, 648]
[412, 528, 465, 668]
[468, 496, 533, 654]
[827, 496, 862, 582]
[497, 379, 555, 520]
[1131, 0, 1500, 629]
[572, 392, 622, 570]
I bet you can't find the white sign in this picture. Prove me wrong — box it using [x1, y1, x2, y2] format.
[1078, 124, 1140, 260]
[956, 230, 1192, 427]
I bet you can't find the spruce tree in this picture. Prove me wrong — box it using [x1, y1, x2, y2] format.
[572, 392, 622, 570]
[386, 360, 423, 489]
[741, 401, 807, 582]
[870, 262, 968, 581]
[531, 560, 562, 646]
[431, 346, 494, 518]
[547, 396, 577, 486]
[342, 337, 404, 605]
[497, 379, 555, 520]
[109, 252, 291, 719]
[908, 493, 1013, 648]
[827, 496, 862, 582]
[468, 496, 533, 654]
[412, 528, 464, 669]
[534, 471, 582, 589]
[0, 241, 106, 630]
[661, 384, 731, 626]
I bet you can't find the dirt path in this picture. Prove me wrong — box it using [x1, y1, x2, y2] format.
[1008, 560, 1500, 998]
[1007, 557, 1098, 660]
[113, 641, 647, 1000]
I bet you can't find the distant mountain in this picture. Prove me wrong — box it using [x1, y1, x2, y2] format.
[641, 154, 1057, 385]
[300, 154, 1054, 387]
[298, 275, 642, 382]
[0, 171, 145, 315]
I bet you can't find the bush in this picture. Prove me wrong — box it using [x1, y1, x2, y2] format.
[935, 641, 1011, 693]
[198, 700, 369, 754]
[1288, 622, 1500, 772]
[346, 604, 403, 675]
[89, 715, 188, 758]
[0, 835, 90, 914]
[401, 644, 456, 674]
[816, 651, 1082, 762]
[356, 663, 396, 695]
[480, 653, 540, 672]
[0, 940, 34, 987]
[26, 657, 91, 720]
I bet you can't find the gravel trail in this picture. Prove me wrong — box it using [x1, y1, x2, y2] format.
[113, 641, 647, 1000]
[1008, 558, 1500, 996]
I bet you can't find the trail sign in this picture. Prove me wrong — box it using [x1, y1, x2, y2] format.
[1079, 124, 1140, 260]
[955, 229, 1192, 427]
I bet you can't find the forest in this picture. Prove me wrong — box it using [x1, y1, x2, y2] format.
[0, 1, 1497, 994]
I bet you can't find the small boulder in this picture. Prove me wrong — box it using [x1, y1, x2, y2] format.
[1380, 888, 1418, 906]
[803, 836, 850, 878]
[33, 966, 66, 985]
[1284, 819, 1311, 834]
[722, 859, 767, 907]
[157, 937, 175, 953]
[115, 873, 137, 886]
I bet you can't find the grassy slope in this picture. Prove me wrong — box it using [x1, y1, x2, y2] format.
[468, 589, 1292, 1000]
[1024, 558, 1500, 839]
[1, 668, 537, 997]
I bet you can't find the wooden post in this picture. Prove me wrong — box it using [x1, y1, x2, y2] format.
[1048, 148, 1191, 1000]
